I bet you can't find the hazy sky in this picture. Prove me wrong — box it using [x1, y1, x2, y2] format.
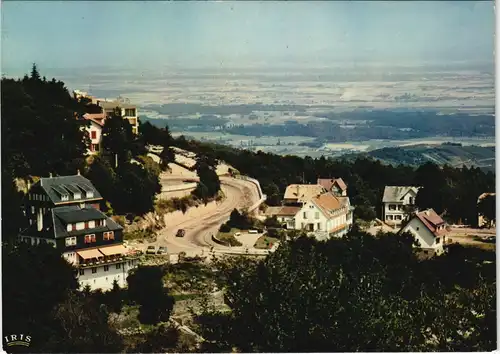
[1, 1, 494, 71]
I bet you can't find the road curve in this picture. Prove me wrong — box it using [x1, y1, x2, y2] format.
[148, 176, 260, 255]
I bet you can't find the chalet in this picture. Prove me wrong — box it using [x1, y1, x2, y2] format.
[382, 186, 420, 226]
[399, 209, 447, 256]
[317, 177, 348, 196]
[18, 174, 139, 290]
[294, 193, 353, 240]
[264, 206, 301, 229]
[283, 184, 326, 205]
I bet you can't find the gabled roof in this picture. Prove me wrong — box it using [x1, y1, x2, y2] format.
[382, 186, 420, 203]
[265, 206, 301, 217]
[400, 208, 447, 238]
[54, 206, 107, 224]
[20, 207, 122, 239]
[317, 178, 347, 192]
[36, 175, 103, 204]
[83, 113, 106, 127]
[310, 193, 344, 219]
[284, 184, 326, 203]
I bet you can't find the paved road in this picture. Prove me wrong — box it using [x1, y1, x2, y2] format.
[139, 176, 261, 255]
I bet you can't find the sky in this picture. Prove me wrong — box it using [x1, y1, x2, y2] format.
[1, 1, 495, 72]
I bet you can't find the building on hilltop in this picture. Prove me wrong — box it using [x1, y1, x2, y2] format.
[81, 113, 106, 154]
[18, 173, 139, 290]
[294, 193, 353, 240]
[382, 186, 420, 226]
[317, 177, 348, 197]
[399, 208, 447, 257]
[97, 100, 139, 135]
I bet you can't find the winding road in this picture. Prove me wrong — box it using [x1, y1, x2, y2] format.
[143, 175, 261, 256]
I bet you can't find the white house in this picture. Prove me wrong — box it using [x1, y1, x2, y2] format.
[18, 174, 139, 291]
[98, 100, 139, 135]
[294, 193, 353, 240]
[382, 186, 420, 226]
[399, 208, 447, 256]
[82, 113, 105, 154]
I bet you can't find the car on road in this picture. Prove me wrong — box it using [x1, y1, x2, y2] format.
[176, 229, 186, 237]
[146, 246, 156, 254]
[157, 246, 168, 255]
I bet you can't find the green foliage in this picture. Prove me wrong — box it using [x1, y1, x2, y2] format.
[477, 194, 495, 227]
[192, 154, 221, 201]
[174, 138, 495, 224]
[101, 109, 134, 165]
[219, 223, 232, 233]
[263, 216, 281, 228]
[354, 204, 376, 221]
[227, 208, 254, 230]
[3, 243, 123, 353]
[131, 323, 180, 353]
[2, 65, 88, 178]
[127, 266, 175, 325]
[195, 233, 496, 352]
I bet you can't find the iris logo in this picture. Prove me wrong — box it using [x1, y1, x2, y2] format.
[4, 334, 31, 347]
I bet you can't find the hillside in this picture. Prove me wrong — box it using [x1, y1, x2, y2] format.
[348, 143, 495, 172]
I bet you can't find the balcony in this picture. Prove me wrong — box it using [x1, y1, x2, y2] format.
[77, 253, 139, 268]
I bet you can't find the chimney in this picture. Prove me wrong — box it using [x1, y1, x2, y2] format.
[49, 173, 53, 178]
[77, 169, 80, 176]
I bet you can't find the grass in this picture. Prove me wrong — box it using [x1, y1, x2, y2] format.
[124, 229, 155, 241]
[254, 235, 280, 249]
[216, 228, 243, 247]
[172, 293, 201, 301]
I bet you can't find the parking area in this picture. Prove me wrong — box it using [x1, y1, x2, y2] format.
[234, 231, 264, 248]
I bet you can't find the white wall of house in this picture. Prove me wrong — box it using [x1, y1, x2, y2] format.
[277, 215, 295, 228]
[83, 121, 102, 154]
[293, 202, 349, 238]
[294, 202, 329, 232]
[400, 218, 444, 254]
[383, 190, 418, 225]
[77, 258, 139, 291]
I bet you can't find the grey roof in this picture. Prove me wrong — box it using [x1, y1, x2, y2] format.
[382, 186, 420, 203]
[54, 206, 107, 224]
[20, 206, 122, 239]
[37, 175, 102, 204]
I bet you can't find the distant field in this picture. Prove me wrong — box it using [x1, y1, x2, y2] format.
[350, 143, 495, 172]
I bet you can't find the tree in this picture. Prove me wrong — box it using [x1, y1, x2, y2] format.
[192, 154, 220, 201]
[477, 194, 496, 228]
[354, 204, 376, 221]
[101, 108, 134, 166]
[127, 266, 175, 325]
[195, 233, 496, 352]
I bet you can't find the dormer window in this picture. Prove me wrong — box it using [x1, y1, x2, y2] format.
[67, 224, 72, 232]
[87, 191, 94, 198]
[61, 194, 69, 201]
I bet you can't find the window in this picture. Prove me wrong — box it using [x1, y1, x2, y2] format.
[79, 269, 84, 275]
[389, 204, 396, 210]
[116, 263, 121, 270]
[65, 237, 77, 246]
[395, 215, 402, 220]
[409, 197, 414, 204]
[84, 234, 96, 243]
[315, 212, 320, 219]
[317, 223, 321, 230]
[303, 212, 307, 219]
[436, 238, 441, 244]
[388, 215, 393, 220]
[31, 206, 35, 214]
[104, 231, 115, 241]
[124, 108, 136, 117]
[92, 144, 99, 151]
[89, 220, 95, 228]
[92, 268, 97, 274]
[397, 205, 403, 211]
[80, 203, 85, 209]
[91, 130, 97, 139]
[76, 222, 84, 230]
[104, 265, 109, 272]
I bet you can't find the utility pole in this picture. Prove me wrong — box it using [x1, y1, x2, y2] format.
[115, 153, 118, 168]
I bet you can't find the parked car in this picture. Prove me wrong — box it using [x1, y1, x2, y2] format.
[248, 229, 258, 234]
[234, 232, 241, 237]
[157, 246, 168, 254]
[146, 246, 156, 255]
[176, 229, 186, 237]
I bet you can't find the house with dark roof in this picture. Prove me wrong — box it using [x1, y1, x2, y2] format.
[382, 186, 420, 226]
[18, 174, 139, 290]
[399, 209, 447, 256]
[317, 178, 348, 197]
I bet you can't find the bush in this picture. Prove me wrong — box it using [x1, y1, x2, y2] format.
[219, 223, 231, 233]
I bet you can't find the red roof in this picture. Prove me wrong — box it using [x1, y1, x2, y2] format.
[83, 113, 106, 126]
[317, 178, 347, 192]
[415, 209, 447, 237]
